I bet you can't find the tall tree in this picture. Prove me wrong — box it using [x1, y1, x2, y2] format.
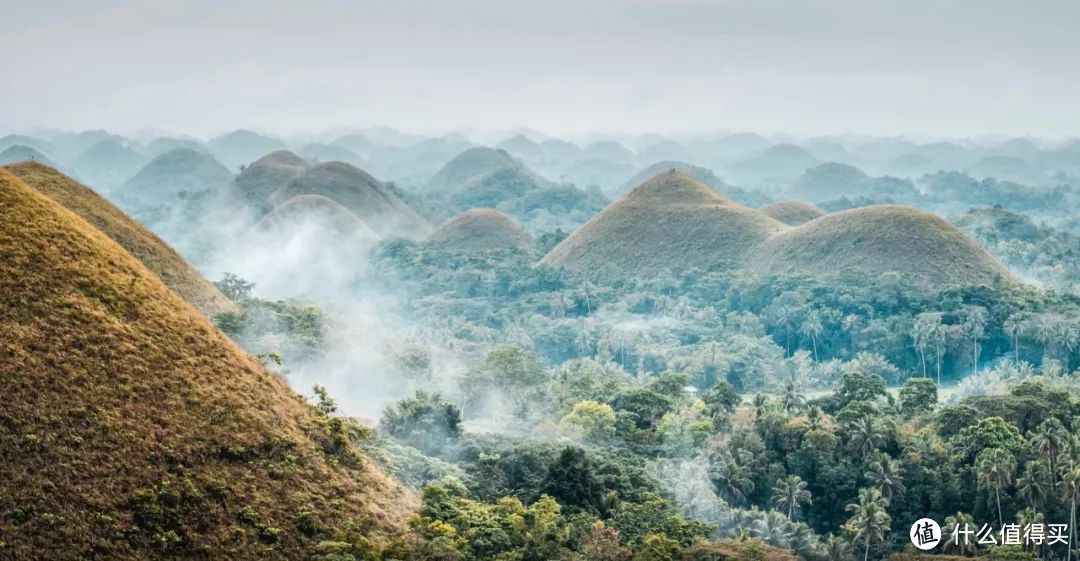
[1030, 418, 1068, 485]
[864, 454, 906, 504]
[845, 488, 892, 561]
[1003, 313, 1028, 365]
[977, 447, 1016, 528]
[1016, 460, 1052, 511]
[772, 475, 813, 520]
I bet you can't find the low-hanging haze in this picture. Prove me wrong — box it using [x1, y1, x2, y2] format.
[3, 0, 1080, 138]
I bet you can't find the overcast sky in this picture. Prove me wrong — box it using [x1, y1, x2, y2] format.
[3, 0, 1080, 139]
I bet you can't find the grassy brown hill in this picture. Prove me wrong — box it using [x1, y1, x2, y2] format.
[256, 194, 379, 244]
[424, 208, 534, 251]
[760, 201, 827, 226]
[750, 205, 1012, 285]
[5, 162, 236, 316]
[540, 170, 786, 278]
[232, 150, 310, 208]
[0, 168, 412, 559]
[270, 161, 431, 239]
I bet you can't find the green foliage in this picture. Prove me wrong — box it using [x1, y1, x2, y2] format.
[898, 378, 937, 417]
[380, 391, 462, 456]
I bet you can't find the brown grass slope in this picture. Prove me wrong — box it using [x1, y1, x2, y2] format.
[760, 201, 826, 226]
[5, 162, 236, 316]
[750, 205, 1012, 286]
[0, 168, 412, 560]
[424, 208, 534, 251]
[540, 170, 786, 277]
[270, 161, 431, 239]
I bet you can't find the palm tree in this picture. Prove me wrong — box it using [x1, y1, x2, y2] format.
[752, 393, 769, 419]
[801, 310, 824, 361]
[751, 509, 795, 548]
[1003, 313, 1028, 364]
[1030, 418, 1068, 485]
[977, 447, 1016, 528]
[1016, 507, 1045, 557]
[865, 454, 906, 504]
[1016, 460, 1052, 511]
[1062, 467, 1080, 561]
[781, 381, 806, 413]
[942, 511, 975, 555]
[709, 450, 755, 506]
[1057, 320, 1079, 373]
[911, 318, 930, 378]
[845, 488, 892, 561]
[823, 534, 854, 561]
[848, 416, 886, 458]
[960, 306, 988, 373]
[772, 475, 812, 520]
[1062, 466, 1080, 561]
[842, 314, 861, 355]
[804, 405, 827, 432]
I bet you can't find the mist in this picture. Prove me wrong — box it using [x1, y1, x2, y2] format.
[5, 0, 1080, 137]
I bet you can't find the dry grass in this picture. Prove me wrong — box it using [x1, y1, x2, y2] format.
[540, 170, 787, 277]
[760, 201, 827, 226]
[5, 162, 236, 316]
[269, 161, 431, 239]
[0, 169, 414, 559]
[424, 208, 534, 251]
[749, 204, 1013, 286]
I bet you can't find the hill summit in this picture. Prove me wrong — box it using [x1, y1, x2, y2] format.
[0, 168, 412, 559]
[122, 147, 234, 205]
[5, 162, 236, 316]
[270, 161, 431, 239]
[427, 147, 519, 193]
[750, 205, 1012, 285]
[540, 170, 786, 277]
[760, 201, 827, 226]
[231, 149, 311, 208]
[424, 208, 534, 251]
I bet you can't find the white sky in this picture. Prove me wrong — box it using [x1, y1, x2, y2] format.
[3, 0, 1080, 138]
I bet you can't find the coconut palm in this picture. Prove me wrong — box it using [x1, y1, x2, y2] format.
[804, 405, 827, 431]
[977, 447, 1016, 527]
[842, 314, 861, 355]
[800, 310, 824, 361]
[772, 475, 812, 520]
[848, 416, 886, 457]
[845, 488, 892, 561]
[709, 450, 755, 506]
[1003, 313, 1028, 364]
[942, 511, 975, 555]
[823, 534, 854, 561]
[1062, 467, 1080, 561]
[1030, 418, 1068, 484]
[1016, 460, 1053, 511]
[781, 381, 806, 414]
[752, 509, 795, 548]
[864, 454, 906, 504]
[960, 306, 988, 373]
[1016, 507, 1045, 556]
[1057, 320, 1079, 373]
